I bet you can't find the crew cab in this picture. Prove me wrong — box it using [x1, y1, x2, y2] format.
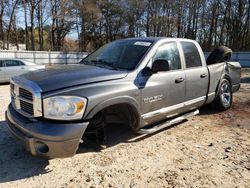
[5, 38, 241, 158]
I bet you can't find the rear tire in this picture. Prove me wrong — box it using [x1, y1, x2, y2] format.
[206, 46, 232, 65]
[214, 79, 233, 111]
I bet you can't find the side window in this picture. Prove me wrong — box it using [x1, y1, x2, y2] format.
[153, 42, 182, 70]
[5, 60, 21, 67]
[181, 42, 202, 68]
[17, 60, 25, 66]
[0, 60, 3, 67]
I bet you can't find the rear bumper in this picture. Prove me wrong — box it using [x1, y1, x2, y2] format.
[6, 104, 89, 158]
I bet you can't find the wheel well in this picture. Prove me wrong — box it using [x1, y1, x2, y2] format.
[215, 76, 231, 97]
[224, 75, 231, 84]
[89, 103, 139, 130]
[82, 103, 139, 144]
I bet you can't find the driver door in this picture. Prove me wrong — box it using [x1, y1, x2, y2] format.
[138, 42, 186, 125]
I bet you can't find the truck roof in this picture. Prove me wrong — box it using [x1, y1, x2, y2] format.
[122, 37, 165, 42]
[121, 37, 195, 43]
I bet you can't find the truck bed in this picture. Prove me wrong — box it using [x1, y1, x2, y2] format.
[206, 62, 241, 104]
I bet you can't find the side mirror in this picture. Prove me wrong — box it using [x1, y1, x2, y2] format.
[152, 59, 170, 73]
[142, 66, 152, 76]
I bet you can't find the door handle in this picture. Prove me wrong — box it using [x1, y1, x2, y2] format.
[175, 77, 185, 83]
[200, 73, 207, 78]
[21, 67, 25, 69]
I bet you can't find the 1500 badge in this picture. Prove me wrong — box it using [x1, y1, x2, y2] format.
[143, 94, 163, 103]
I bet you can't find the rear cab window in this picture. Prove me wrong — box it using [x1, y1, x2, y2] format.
[181, 42, 202, 68]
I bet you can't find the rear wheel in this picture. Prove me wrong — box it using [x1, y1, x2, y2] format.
[214, 79, 232, 110]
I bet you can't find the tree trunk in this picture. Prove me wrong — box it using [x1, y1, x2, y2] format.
[0, 0, 4, 49]
[13, 14, 19, 50]
[22, 0, 30, 50]
[37, 0, 43, 51]
[51, 1, 56, 51]
[6, 0, 18, 50]
[208, 1, 217, 50]
[219, 1, 229, 45]
[177, 1, 182, 37]
[30, 0, 35, 51]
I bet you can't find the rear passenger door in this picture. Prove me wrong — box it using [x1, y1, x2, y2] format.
[180, 41, 209, 109]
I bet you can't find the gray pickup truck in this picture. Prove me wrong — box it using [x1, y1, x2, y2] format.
[5, 38, 241, 158]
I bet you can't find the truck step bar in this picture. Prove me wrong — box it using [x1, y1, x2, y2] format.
[137, 109, 199, 135]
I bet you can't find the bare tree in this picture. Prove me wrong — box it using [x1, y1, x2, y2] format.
[22, 0, 30, 50]
[2, 0, 250, 51]
[6, 0, 18, 50]
[37, 0, 43, 50]
[50, 0, 74, 51]
[0, 0, 7, 49]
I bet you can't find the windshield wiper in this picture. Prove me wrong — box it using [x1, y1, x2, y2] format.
[79, 59, 90, 64]
[90, 60, 119, 70]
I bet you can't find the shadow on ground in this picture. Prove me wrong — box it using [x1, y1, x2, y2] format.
[78, 123, 137, 153]
[0, 121, 49, 183]
[78, 119, 186, 154]
[198, 105, 221, 116]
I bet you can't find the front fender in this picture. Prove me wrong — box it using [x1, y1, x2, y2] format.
[84, 96, 141, 121]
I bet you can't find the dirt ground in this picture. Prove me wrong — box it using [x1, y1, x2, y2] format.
[0, 69, 249, 188]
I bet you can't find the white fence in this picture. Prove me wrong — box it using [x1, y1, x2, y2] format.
[0, 50, 88, 65]
[230, 52, 250, 67]
[204, 51, 250, 67]
[0, 50, 249, 67]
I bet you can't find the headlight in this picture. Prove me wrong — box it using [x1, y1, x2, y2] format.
[43, 96, 87, 120]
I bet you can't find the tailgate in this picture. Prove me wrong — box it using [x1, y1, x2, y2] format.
[227, 62, 241, 91]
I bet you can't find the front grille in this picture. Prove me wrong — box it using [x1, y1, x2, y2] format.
[19, 88, 33, 101]
[18, 87, 34, 116]
[10, 77, 42, 118]
[11, 84, 35, 117]
[20, 99, 34, 115]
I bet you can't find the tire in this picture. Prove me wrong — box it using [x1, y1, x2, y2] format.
[214, 79, 233, 111]
[206, 46, 232, 65]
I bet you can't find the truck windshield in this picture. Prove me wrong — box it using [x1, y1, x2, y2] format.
[81, 40, 152, 70]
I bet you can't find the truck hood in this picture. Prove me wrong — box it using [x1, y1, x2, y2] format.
[21, 64, 128, 92]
